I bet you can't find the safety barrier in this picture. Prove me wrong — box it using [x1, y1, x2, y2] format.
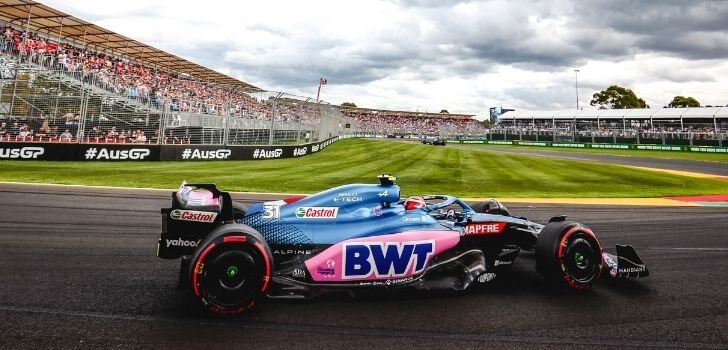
[0, 136, 339, 161]
[447, 139, 728, 153]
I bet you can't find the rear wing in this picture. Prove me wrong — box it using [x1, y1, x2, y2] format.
[157, 182, 234, 259]
[173, 182, 234, 222]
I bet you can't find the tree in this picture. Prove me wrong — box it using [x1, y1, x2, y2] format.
[478, 120, 493, 128]
[590, 85, 649, 109]
[668, 96, 700, 108]
[340, 102, 357, 108]
[440, 109, 449, 114]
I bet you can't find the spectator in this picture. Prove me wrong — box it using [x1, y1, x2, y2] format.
[18, 126, 31, 139]
[59, 129, 73, 140]
[89, 126, 104, 139]
[38, 119, 51, 136]
[136, 130, 147, 143]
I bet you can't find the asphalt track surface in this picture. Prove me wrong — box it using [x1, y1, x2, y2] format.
[1, 183, 728, 349]
[449, 145, 728, 177]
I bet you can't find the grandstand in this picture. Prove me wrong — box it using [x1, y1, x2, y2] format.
[0, 0, 351, 145]
[499, 108, 728, 130]
[341, 107, 485, 137]
[492, 108, 727, 147]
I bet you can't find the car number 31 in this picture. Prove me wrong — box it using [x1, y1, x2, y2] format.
[263, 205, 281, 219]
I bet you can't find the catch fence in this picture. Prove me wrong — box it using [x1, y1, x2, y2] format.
[0, 62, 354, 146]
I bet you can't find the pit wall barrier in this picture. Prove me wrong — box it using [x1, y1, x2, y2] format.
[447, 139, 728, 154]
[0, 137, 339, 161]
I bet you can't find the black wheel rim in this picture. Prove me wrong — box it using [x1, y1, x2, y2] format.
[203, 250, 257, 306]
[563, 236, 598, 283]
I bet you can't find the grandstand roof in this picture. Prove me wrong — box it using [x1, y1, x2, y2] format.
[500, 107, 728, 121]
[0, 0, 260, 91]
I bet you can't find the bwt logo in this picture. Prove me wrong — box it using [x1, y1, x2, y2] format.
[252, 148, 283, 159]
[342, 241, 435, 279]
[0, 147, 44, 159]
[293, 147, 307, 157]
[181, 149, 232, 160]
[84, 148, 150, 160]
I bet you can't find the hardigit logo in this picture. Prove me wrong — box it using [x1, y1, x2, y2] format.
[342, 241, 435, 279]
[170, 209, 218, 223]
[182, 149, 232, 160]
[464, 222, 506, 235]
[0, 147, 44, 159]
[293, 147, 307, 157]
[85, 148, 150, 160]
[253, 148, 283, 159]
[295, 207, 338, 219]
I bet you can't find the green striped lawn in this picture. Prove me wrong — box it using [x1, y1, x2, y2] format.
[1, 138, 727, 197]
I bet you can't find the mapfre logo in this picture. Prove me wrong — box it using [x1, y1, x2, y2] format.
[0, 146, 44, 159]
[252, 148, 283, 159]
[181, 149, 231, 160]
[84, 147, 150, 160]
[464, 222, 506, 236]
[170, 209, 218, 223]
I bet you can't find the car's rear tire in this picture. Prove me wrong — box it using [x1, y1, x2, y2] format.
[189, 224, 272, 315]
[536, 221, 602, 290]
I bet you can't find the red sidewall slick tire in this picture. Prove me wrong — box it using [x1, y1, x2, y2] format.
[189, 224, 272, 315]
[536, 221, 603, 290]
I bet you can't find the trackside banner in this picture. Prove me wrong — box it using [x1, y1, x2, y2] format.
[0, 136, 339, 161]
[447, 140, 728, 153]
[77, 144, 161, 161]
[158, 136, 338, 161]
[0, 143, 78, 160]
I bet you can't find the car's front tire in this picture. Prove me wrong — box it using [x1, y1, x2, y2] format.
[536, 221, 602, 290]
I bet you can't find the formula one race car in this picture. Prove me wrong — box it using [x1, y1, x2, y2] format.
[422, 137, 446, 146]
[156, 175, 648, 314]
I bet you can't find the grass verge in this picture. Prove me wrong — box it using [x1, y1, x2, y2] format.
[454, 143, 728, 162]
[1, 138, 727, 197]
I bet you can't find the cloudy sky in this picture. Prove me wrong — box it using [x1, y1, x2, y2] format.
[43, 0, 728, 118]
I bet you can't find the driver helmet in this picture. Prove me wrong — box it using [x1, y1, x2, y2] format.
[404, 196, 426, 210]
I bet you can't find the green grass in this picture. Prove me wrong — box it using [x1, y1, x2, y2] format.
[454, 143, 728, 163]
[1, 138, 727, 197]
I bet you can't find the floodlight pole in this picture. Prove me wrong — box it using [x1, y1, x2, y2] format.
[574, 69, 580, 110]
[316, 77, 327, 103]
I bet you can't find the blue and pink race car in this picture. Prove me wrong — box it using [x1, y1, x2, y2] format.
[156, 175, 648, 314]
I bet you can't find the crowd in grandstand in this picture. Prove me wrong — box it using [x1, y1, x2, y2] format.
[491, 121, 726, 140]
[0, 115, 192, 144]
[343, 110, 485, 135]
[0, 23, 328, 125]
[0, 21, 494, 134]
